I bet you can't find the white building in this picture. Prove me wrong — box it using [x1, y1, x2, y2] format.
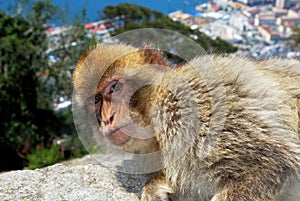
[201, 21, 244, 43]
[237, 0, 275, 6]
[258, 25, 282, 42]
[276, 0, 300, 8]
[276, 15, 300, 24]
[273, 8, 288, 17]
[242, 7, 261, 24]
[254, 13, 277, 25]
[230, 12, 252, 31]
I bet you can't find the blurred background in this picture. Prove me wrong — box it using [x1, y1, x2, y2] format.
[0, 0, 299, 171]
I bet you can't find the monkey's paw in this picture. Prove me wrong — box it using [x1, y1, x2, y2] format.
[141, 183, 174, 201]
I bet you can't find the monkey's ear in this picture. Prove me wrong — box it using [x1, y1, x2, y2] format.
[141, 47, 165, 66]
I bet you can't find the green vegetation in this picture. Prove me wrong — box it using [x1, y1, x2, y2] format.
[0, 2, 53, 170]
[290, 26, 300, 50]
[26, 132, 88, 169]
[27, 145, 62, 170]
[103, 3, 238, 54]
[0, 0, 91, 170]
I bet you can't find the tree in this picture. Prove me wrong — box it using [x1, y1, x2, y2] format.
[104, 3, 153, 28]
[0, 0, 92, 170]
[290, 26, 300, 50]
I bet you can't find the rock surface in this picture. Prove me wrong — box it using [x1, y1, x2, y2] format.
[0, 154, 148, 201]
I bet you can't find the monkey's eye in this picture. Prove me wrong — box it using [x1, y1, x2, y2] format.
[109, 81, 123, 94]
[88, 94, 102, 105]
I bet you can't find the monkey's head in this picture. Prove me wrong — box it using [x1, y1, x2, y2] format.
[73, 44, 166, 153]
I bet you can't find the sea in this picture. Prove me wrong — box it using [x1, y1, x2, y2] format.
[1, 0, 205, 24]
[51, 0, 204, 22]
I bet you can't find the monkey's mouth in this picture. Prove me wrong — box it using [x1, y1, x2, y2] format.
[105, 124, 132, 145]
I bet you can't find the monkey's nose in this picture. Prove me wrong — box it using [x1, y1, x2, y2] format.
[103, 112, 115, 126]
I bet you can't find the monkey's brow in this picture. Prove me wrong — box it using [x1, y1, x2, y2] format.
[105, 74, 124, 82]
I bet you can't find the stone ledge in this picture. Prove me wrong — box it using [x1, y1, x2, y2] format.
[0, 154, 148, 201]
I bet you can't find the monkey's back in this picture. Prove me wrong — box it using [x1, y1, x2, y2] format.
[161, 56, 300, 200]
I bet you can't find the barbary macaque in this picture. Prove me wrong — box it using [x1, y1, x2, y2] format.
[73, 43, 300, 201]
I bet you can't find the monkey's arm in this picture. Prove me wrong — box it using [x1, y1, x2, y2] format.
[141, 172, 174, 201]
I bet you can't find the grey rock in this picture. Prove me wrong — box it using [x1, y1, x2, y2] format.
[0, 154, 148, 201]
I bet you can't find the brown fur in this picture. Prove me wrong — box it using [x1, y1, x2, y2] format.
[73, 44, 300, 201]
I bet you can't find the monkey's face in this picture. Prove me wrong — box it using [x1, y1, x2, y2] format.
[86, 75, 132, 145]
[84, 70, 157, 152]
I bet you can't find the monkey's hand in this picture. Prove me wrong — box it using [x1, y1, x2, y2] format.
[141, 172, 174, 201]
